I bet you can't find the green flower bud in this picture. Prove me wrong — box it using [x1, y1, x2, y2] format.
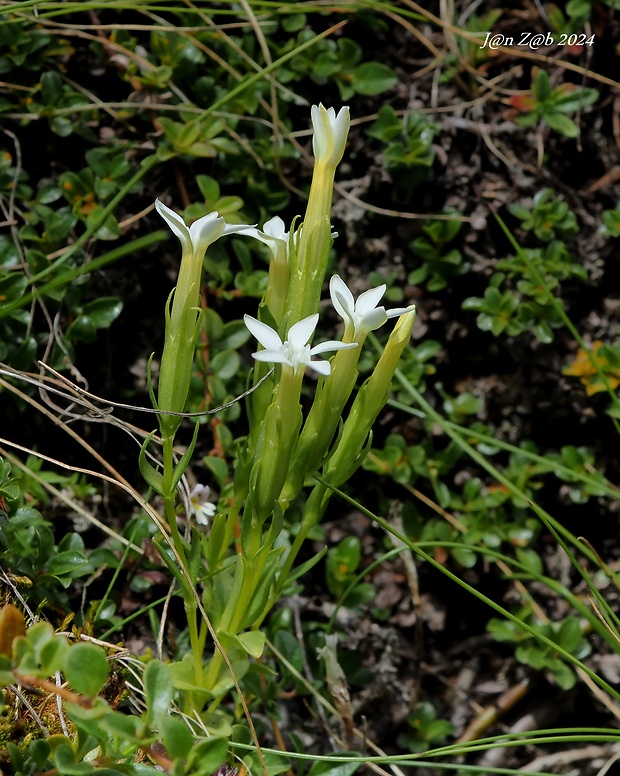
[283, 105, 350, 330]
[323, 308, 416, 487]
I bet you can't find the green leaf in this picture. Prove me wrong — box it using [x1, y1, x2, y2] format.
[186, 141, 218, 158]
[557, 618, 582, 652]
[63, 643, 108, 698]
[533, 69, 551, 101]
[202, 512, 227, 568]
[307, 754, 361, 776]
[555, 87, 598, 113]
[65, 699, 111, 728]
[201, 711, 233, 737]
[244, 751, 292, 775]
[139, 431, 165, 496]
[544, 112, 579, 137]
[39, 636, 69, 675]
[237, 630, 266, 659]
[273, 630, 304, 674]
[40, 71, 63, 104]
[450, 546, 477, 568]
[532, 322, 553, 344]
[53, 743, 94, 776]
[26, 621, 54, 657]
[161, 716, 194, 760]
[29, 739, 51, 769]
[515, 548, 543, 576]
[219, 320, 251, 350]
[81, 297, 123, 328]
[210, 349, 240, 381]
[548, 659, 576, 690]
[367, 105, 401, 141]
[37, 182, 63, 205]
[487, 618, 523, 643]
[282, 12, 306, 32]
[169, 656, 212, 701]
[157, 117, 181, 143]
[48, 550, 88, 577]
[143, 659, 173, 725]
[171, 421, 200, 492]
[196, 174, 219, 203]
[407, 266, 429, 285]
[178, 121, 203, 150]
[100, 710, 143, 742]
[0, 273, 27, 301]
[287, 546, 327, 583]
[203, 456, 229, 491]
[209, 632, 250, 695]
[187, 737, 229, 776]
[352, 62, 397, 95]
[66, 314, 96, 344]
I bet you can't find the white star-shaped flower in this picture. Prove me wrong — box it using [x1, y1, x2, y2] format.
[329, 275, 414, 340]
[189, 483, 217, 526]
[155, 199, 253, 260]
[244, 313, 356, 377]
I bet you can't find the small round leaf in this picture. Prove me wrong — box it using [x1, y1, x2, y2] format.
[63, 643, 108, 698]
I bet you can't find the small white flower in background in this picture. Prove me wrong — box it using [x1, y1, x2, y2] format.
[155, 199, 252, 261]
[311, 104, 350, 168]
[329, 274, 415, 340]
[244, 313, 357, 377]
[189, 483, 217, 526]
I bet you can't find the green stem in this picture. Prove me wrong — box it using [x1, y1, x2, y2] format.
[161, 435, 184, 555]
[268, 481, 328, 611]
[186, 599, 203, 688]
[161, 433, 203, 685]
[222, 500, 241, 560]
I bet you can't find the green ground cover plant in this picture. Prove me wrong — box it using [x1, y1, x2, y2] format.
[1, 2, 620, 775]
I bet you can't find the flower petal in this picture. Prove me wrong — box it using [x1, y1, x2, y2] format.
[194, 503, 216, 526]
[309, 340, 357, 356]
[361, 307, 388, 331]
[252, 349, 292, 366]
[188, 211, 226, 256]
[244, 315, 284, 351]
[155, 199, 191, 252]
[236, 217, 288, 260]
[287, 314, 319, 348]
[190, 483, 211, 501]
[356, 284, 386, 314]
[386, 304, 416, 318]
[262, 216, 288, 241]
[329, 275, 354, 321]
[307, 359, 332, 377]
[235, 226, 265, 244]
[223, 221, 259, 236]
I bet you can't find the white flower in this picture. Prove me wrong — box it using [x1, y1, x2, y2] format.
[244, 313, 356, 377]
[311, 104, 350, 168]
[155, 199, 252, 262]
[240, 216, 290, 261]
[189, 483, 217, 526]
[156, 199, 255, 336]
[329, 274, 414, 340]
